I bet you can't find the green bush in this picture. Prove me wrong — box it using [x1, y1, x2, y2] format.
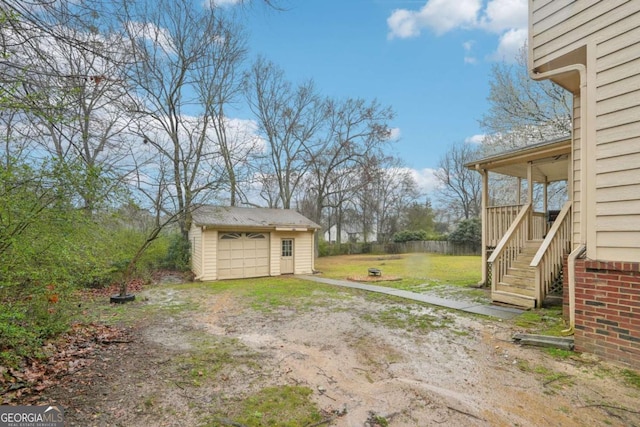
[448, 218, 481, 248]
[162, 233, 191, 271]
[393, 230, 429, 243]
[0, 283, 78, 367]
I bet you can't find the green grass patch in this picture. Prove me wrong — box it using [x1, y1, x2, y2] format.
[517, 361, 574, 391]
[206, 386, 322, 427]
[361, 305, 452, 333]
[315, 253, 481, 290]
[513, 307, 566, 336]
[545, 348, 574, 359]
[174, 333, 260, 387]
[203, 277, 343, 313]
[621, 369, 640, 390]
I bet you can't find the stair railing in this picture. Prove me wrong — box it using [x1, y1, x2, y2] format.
[531, 201, 573, 304]
[488, 203, 532, 294]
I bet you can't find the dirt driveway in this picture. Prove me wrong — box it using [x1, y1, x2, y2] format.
[39, 280, 640, 427]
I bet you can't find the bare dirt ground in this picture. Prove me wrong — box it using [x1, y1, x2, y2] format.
[36, 281, 640, 427]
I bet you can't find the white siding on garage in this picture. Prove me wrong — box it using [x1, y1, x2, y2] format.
[201, 229, 218, 280]
[189, 224, 202, 278]
[269, 230, 315, 276]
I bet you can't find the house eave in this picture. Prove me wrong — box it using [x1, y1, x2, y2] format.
[465, 137, 571, 182]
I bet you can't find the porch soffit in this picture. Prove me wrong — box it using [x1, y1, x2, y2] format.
[465, 137, 571, 182]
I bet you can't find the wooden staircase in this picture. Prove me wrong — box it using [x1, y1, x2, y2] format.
[493, 240, 542, 308]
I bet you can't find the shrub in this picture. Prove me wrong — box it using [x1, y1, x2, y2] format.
[162, 233, 191, 271]
[0, 282, 78, 367]
[448, 218, 481, 248]
[393, 230, 429, 243]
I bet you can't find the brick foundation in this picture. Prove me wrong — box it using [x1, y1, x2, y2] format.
[564, 258, 640, 367]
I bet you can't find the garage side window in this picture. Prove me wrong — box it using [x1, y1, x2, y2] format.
[281, 239, 293, 257]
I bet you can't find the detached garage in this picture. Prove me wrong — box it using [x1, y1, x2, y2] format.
[189, 206, 320, 281]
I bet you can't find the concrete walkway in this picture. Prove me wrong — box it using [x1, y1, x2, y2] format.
[298, 275, 524, 320]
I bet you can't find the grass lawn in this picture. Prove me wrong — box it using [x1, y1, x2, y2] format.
[314, 253, 485, 301]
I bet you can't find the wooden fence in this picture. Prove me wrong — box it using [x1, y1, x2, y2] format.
[324, 241, 480, 256]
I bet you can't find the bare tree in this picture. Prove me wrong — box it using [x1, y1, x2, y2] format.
[120, 0, 246, 236]
[1, 3, 138, 212]
[434, 142, 481, 221]
[244, 57, 325, 209]
[305, 97, 394, 228]
[358, 158, 419, 243]
[480, 47, 572, 155]
[194, 18, 254, 206]
[478, 47, 570, 208]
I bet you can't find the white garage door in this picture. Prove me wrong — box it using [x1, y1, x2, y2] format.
[217, 232, 270, 279]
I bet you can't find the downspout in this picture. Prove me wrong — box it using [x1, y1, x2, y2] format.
[529, 63, 587, 334]
[565, 245, 586, 332]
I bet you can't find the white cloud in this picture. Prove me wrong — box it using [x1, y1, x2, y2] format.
[490, 27, 527, 62]
[463, 40, 477, 64]
[387, 0, 481, 39]
[410, 168, 441, 194]
[387, 0, 528, 63]
[388, 127, 402, 141]
[126, 21, 176, 55]
[465, 134, 485, 144]
[479, 0, 528, 33]
[204, 0, 242, 7]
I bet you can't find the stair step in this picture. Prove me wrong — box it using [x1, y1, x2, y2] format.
[497, 281, 536, 296]
[506, 267, 536, 279]
[502, 274, 535, 287]
[511, 259, 536, 267]
[492, 290, 536, 309]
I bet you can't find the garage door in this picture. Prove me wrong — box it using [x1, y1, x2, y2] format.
[217, 232, 270, 279]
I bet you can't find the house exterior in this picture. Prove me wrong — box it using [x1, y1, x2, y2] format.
[468, 1, 640, 368]
[323, 224, 377, 244]
[189, 206, 320, 281]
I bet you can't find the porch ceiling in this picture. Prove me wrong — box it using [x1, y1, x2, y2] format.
[465, 137, 571, 183]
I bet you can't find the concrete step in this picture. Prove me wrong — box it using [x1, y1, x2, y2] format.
[492, 290, 536, 309]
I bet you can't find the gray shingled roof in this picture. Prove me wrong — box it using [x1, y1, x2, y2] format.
[191, 206, 321, 229]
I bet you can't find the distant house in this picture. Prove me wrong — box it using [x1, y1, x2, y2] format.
[467, 1, 640, 368]
[189, 206, 320, 281]
[323, 224, 377, 244]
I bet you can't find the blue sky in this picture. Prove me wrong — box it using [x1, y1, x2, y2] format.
[236, 0, 528, 192]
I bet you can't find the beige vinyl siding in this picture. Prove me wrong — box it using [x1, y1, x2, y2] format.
[189, 224, 202, 278]
[201, 229, 218, 281]
[572, 97, 582, 248]
[531, 1, 638, 69]
[292, 231, 314, 274]
[269, 231, 315, 276]
[593, 19, 640, 262]
[531, 0, 640, 261]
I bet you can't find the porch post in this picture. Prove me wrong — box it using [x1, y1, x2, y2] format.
[480, 168, 488, 286]
[527, 161, 533, 239]
[543, 178, 548, 213]
[517, 178, 522, 204]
